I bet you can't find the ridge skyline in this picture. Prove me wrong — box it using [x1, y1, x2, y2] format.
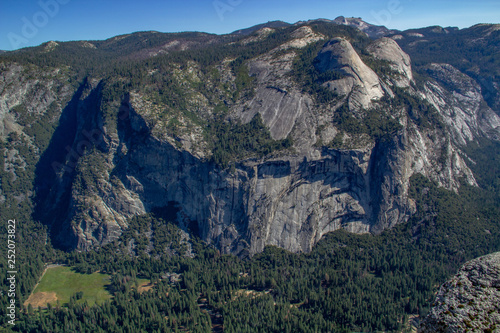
[3, 15, 495, 54]
[1, 0, 499, 51]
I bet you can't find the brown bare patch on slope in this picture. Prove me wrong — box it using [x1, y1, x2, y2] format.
[24, 292, 58, 308]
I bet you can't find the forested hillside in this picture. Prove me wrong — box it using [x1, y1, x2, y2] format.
[0, 19, 499, 332]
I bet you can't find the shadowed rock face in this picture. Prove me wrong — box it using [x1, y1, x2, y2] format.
[111, 137, 380, 255]
[1, 23, 499, 255]
[60, 91, 412, 255]
[419, 252, 500, 333]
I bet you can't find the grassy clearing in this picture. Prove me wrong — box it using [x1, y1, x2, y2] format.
[26, 266, 112, 308]
[135, 278, 154, 294]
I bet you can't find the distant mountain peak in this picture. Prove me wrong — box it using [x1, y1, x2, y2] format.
[295, 16, 398, 39]
[332, 16, 399, 38]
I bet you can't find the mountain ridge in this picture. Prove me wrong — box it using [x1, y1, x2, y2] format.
[1, 18, 500, 332]
[5, 16, 492, 55]
[230, 20, 291, 35]
[0, 18, 499, 256]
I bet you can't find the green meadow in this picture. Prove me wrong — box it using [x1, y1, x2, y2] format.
[28, 266, 112, 307]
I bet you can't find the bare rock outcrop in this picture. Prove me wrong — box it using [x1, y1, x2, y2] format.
[366, 37, 413, 87]
[419, 252, 500, 333]
[315, 37, 385, 109]
[422, 63, 500, 145]
[1, 23, 499, 256]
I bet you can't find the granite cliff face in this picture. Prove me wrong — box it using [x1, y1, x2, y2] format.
[367, 37, 413, 87]
[1, 21, 499, 255]
[419, 252, 500, 333]
[315, 37, 385, 109]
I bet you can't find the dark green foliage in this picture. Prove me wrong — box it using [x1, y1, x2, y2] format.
[0, 133, 37, 194]
[208, 114, 293, 168]
[329, 131, 344, 149]
[119, 213, 187, 259]
[291, 23, 372, 104]
[463, 138, 500, 198]
[395, 25, 500, 112]
[308, 22, 371, 50]
[332, 103, 403, 140]
[232, 57, 256, 101]
[9, 156, 500, 332]
[0, 135, 62, 330]
[22, 102, 60, 151]
[72, 150, 107, 196]
[291, 26, 413, 143]
[0, 32, 225, 76]
[397, 26, 500, 80]
[0, 130, 64, 331]
[292, 39, 347, 104]
[389, 86, 442, 130]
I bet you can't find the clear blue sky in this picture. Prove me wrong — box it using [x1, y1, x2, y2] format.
[1, 0, 499, 51]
